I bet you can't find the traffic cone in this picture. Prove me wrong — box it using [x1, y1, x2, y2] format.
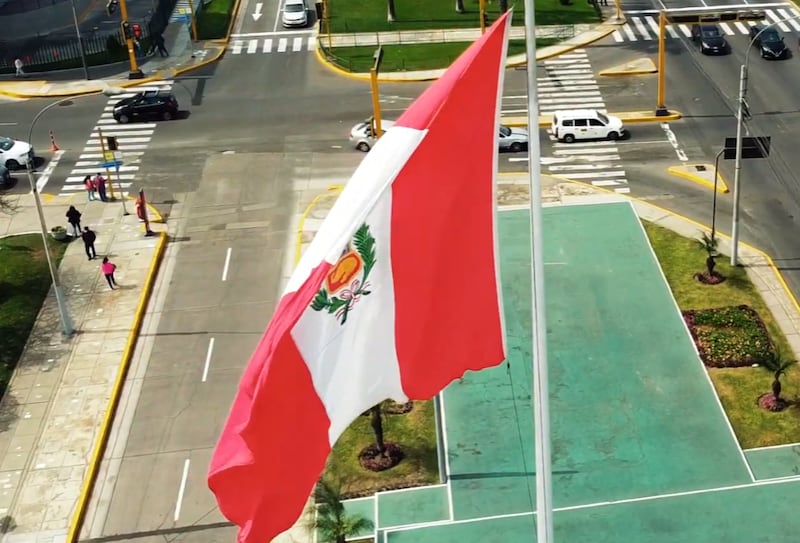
[49, 130, 59, 152]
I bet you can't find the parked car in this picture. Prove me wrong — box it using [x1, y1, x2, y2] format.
[282, 0, 308, 28]
[498, 125, 528, 152]
[749, 25, 788, 59]
[113, 90, 179, 123]
[0, 163, 12, 187]
[0, 136, 34, 170]
[691, 24, 729, 55]
[550, 109, 626, 143]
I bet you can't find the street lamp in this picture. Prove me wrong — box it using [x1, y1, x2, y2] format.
[26, 87, 124, 337]
[730, 17, 797, 265]
[69, 0, 90, 80]
[712, 148, 724, 243]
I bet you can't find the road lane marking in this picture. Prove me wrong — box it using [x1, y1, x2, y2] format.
[222, 247, 232, 282]
[232, 40, 243, 54]
[232, 30, 315, 37]
[660, 123, 688, 161]
[202, 337, 215, 382]
[247, 39, 258, 54]
[277, 38, 288, 52]
[174, 459, 191, 522]
[292, 36, 303, 51]
[263, 38, 273, 53]
[34, 149, 65, 192]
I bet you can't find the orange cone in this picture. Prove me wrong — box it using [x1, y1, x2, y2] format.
[49, 130, 59, 152]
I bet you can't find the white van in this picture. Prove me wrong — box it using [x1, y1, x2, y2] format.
[551, 110, 626, 143]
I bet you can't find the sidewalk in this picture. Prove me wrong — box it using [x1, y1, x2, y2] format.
[0, 23, 225, 99]
[0, 193, 166, 543]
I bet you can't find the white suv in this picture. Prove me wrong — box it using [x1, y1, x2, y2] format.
[551, 109, 626, 143]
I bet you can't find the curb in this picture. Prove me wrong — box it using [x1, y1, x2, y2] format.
[295, 185, 343, 265]
[65, 231, 168, 543]
[599, 68, 657, 77]
[501, 110, 683, 128]
[313, 24, 621, 83]
[667, 165, 730, 194]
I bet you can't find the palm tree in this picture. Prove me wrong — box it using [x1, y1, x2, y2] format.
[387, 0, 396, 21]
[698, 231, 719, 277]
[763, 349, 797, 402]
[313, 479, 374, 543]
[370, 404, 385, 454]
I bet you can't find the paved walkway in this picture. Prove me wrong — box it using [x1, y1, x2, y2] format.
[0, 192, 166, 543]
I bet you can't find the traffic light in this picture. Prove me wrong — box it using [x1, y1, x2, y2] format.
[132, 24, 142, 39]
[106, 136, 118, 151]
[106, 0, 118, 16]
[121, 21, 132, 40]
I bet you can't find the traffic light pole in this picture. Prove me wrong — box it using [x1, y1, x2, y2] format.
[118, 0, 143, 79]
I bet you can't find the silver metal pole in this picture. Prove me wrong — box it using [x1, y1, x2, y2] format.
[70, 0, 90, 81]
[730, 64, 746, 266]
[433, 394, 447, 484]
[26, 160, 74, 336]
[522, 2, 554, 542]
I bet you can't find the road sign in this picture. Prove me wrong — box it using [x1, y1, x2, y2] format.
[176, 13, 191, 23]
[99, 160, 124, 169]
[723, 137, 771, 160]
[103, 150, 115, 162]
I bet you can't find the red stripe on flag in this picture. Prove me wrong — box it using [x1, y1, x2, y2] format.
[208, 262, 333, 543]
[391, 15, 507, 398]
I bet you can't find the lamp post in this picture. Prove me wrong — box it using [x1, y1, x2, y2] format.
[731, 17, 797, 265]
[26, 88, 123, 337]
[69, 0, 90, 80]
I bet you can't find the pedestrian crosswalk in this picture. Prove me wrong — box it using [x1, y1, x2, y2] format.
[613, 7, 800, 42]
[229, 35, 316, 55]
[502, 50, 629, 194]
[169, 0, 194, 22]
[58, 80, 174, 198]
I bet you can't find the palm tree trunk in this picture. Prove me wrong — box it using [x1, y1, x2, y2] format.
[370, 404, 385, 453]
[455, 0, 465, 12]
[772, 376, 782, 400]
[387, 0, 397, 21]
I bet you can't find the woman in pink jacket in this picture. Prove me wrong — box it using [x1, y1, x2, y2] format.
[101, 257, 117, 289]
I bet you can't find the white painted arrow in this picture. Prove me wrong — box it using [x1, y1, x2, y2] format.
[252, 2, 263, 20]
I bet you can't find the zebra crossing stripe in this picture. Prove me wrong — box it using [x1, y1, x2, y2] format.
[264, 38, 273, 53]
[277, 39, 288, 52]
[247, 39, 258, 54]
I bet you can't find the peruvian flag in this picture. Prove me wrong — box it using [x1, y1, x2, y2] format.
[208, 12, 510, 543]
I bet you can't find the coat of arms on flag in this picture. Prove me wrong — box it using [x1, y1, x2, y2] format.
[310, 223, 376, 324]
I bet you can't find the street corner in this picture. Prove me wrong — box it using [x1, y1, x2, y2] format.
[0, 80, 51, 99]
[667, 163, 729, 194]
[313, 46, 372, 82]
[599, 57, 657, 77]
[172, 43, 228, 77]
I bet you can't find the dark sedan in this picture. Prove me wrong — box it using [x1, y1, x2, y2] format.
[112, 90, 179, 123]
[691, 24, 729, 55]
[749, 25, 788, 59]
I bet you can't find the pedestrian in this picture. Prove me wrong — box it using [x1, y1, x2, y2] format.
[81, 226, 97, 260]
[101, 257, 117, 289]
[84, 175, 96, 201]
[154, 33, 169, 57]
[66, 205, 82, 236]
[13, 58, 24, 77]
[94, 172, 108, 202]
[602, 0, 608, 6]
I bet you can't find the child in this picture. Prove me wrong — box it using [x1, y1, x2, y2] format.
[84, 175, 96, 201]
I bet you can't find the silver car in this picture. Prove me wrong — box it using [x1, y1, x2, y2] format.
[498, 125, 528, 152]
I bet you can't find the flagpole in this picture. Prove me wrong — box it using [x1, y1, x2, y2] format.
[521, 1, 555, 542]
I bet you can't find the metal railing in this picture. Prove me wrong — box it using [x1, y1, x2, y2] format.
[0, 0, 178, 73]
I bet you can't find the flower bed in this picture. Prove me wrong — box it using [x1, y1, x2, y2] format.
[683, 305, 774, 368]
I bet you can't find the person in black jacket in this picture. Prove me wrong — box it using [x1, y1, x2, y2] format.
[66, 206, 82, 237]
[81, 226, 97, 260]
